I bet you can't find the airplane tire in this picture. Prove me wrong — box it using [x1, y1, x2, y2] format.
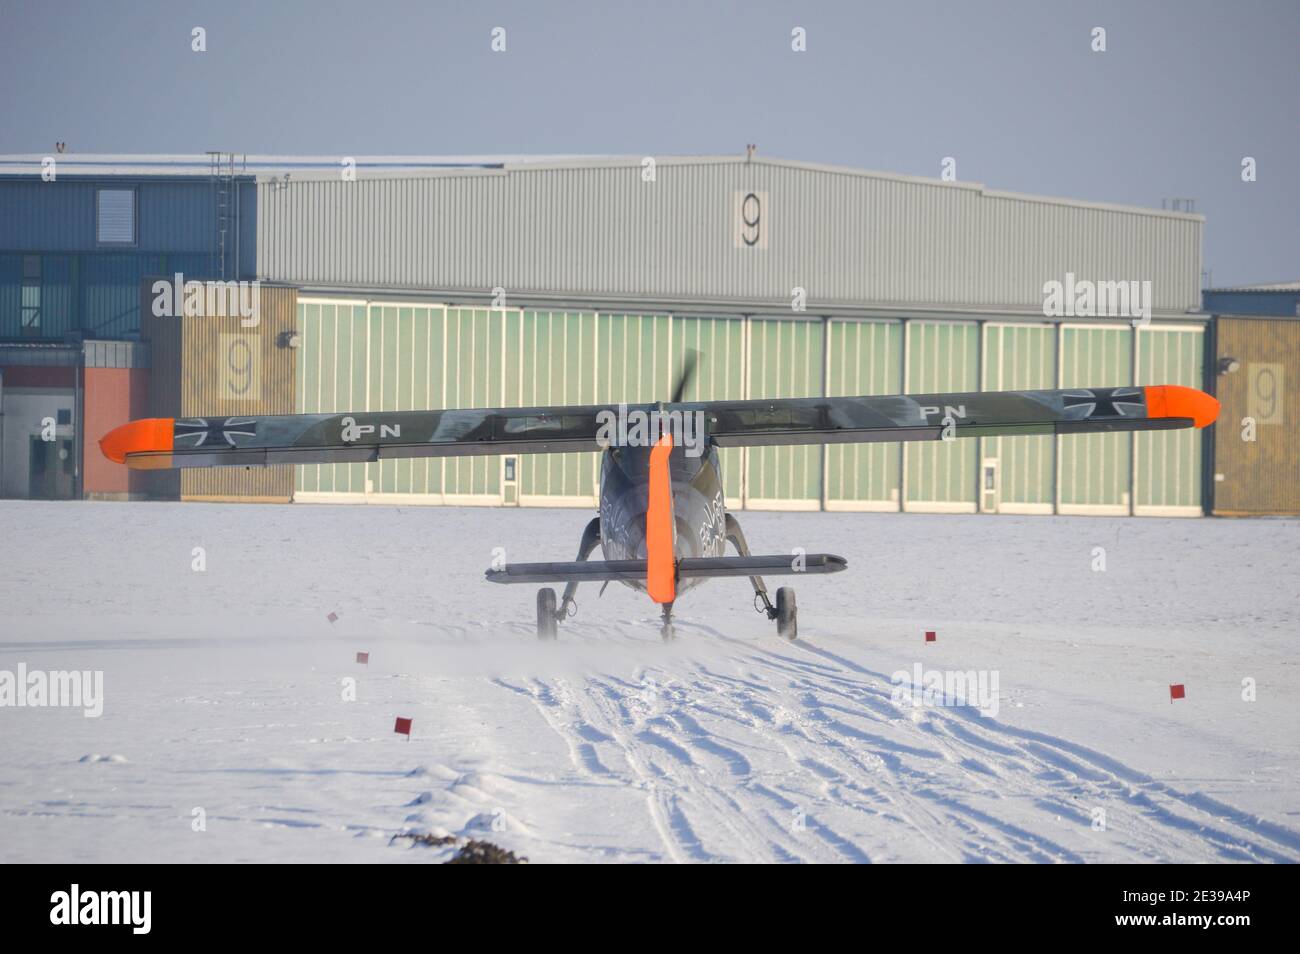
[537, 588, 558, 640]
[775, 587, 797, 640]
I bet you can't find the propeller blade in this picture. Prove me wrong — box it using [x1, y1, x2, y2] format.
[670, 348, 699, 405]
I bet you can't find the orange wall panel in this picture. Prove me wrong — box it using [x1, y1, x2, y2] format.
[83, 367, 150, 497]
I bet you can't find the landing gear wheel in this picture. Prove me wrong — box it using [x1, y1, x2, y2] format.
[659, 602, 676, 642]
[775, 586, 797, 640]
[537, 588, 558, 641]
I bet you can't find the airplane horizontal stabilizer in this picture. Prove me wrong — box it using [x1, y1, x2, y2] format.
[485, 554, 847, 585]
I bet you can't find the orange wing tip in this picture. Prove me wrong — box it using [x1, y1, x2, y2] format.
[99, 418, 174, 464]
[1143, 385, 1219, 428]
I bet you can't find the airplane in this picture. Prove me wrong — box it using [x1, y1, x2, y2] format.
[99, 353, 1219, 641]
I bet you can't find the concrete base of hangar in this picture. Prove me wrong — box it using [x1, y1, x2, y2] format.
[180, 495, 293, 504]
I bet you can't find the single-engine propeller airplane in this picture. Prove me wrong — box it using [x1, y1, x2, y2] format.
[100, 352, 1218, 641]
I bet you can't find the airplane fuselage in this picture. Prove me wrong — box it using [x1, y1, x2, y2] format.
[597, 441, 728, 594]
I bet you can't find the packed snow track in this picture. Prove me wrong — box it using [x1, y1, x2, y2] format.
[1, 502, 1296, 863]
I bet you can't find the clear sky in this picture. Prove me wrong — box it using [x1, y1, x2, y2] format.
[1, 0, 1295, 286]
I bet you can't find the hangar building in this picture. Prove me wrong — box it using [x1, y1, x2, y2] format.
[2, 152, 1258, 516]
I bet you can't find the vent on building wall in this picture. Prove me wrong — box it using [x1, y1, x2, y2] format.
[96, 188, 136, 245]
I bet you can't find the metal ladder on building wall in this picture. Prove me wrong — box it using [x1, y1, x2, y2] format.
[207, 152, 246, 279]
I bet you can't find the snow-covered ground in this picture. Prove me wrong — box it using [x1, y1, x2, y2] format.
[0, 499, 1296, 863]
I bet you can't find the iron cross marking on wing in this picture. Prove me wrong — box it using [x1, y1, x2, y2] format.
[1061, 388, 1144, 419]
[174, 418, 259, 448]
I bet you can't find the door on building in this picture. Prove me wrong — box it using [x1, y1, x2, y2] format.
[28, 436, 75, 499]
[0, 389, 76, 499]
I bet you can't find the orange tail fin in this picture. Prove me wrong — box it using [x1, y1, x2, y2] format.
[646, 432, 676, 604]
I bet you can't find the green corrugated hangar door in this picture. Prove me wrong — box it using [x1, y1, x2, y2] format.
[674, 317, 746, 506]
[745, 318, 824, 510]
[1135, 325, 1204, 515]
[440, 307, 509, 503]
[296, 299, 370, 498]
[825, 319, 901, 510]
[403, 304, 449, 498]
[295, 301, 511, 505]
[904, 321, 977, 512]
[588, 312, 674, 508]
[1058, 325, 1132, 514]
[518, 310, 599, 507]
[370, 304, 507, 503]
[981, 323, 1056, 513]
[294, 301, 1206, 518]
[373, 304, 449, 500]
[596, 313, 674, 404]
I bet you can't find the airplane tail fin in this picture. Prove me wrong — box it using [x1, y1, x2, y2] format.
[645, 432, 676, 603]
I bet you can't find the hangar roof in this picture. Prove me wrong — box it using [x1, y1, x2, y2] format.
[0, 153, 633, 177]
[0, 153, 1206, 316]
[0, 152, 1203, 222]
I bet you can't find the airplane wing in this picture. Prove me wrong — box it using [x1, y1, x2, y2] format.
[100, 404, 610, 470]
[99, 384, 1218, 470]
[699, 384, 1219, 447]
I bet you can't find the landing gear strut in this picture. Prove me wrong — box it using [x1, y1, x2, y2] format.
[726, 513, 796, 639]
[536, 517, 601, 640]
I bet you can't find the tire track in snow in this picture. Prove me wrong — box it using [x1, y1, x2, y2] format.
[493, 620, 1298, 863]
[675, 626, 1067, 861]
[492, 675, 693, 863]
[583, 672, 811, 863]
[680, 653, 1025, 862]
[787, 639, 1300, 862]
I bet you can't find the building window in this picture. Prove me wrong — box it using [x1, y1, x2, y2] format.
[21, 255, 40, 334]
[96, 188, 136, 245]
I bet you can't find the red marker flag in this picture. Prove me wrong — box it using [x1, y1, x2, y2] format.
[925, 631, 936, 643]
[1170, 684, 1185, 702]
[327, 611, 339, 624]
[356, 652, 369, 664]
[394, 717, 412, 737]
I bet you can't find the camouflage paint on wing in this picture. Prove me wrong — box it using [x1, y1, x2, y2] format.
[698, 385, 1217, 448]
[100, 385, 1217, 469]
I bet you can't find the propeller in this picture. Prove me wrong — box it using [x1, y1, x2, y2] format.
[651, 347, 699, 438]
[669, 348, 699, 405]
